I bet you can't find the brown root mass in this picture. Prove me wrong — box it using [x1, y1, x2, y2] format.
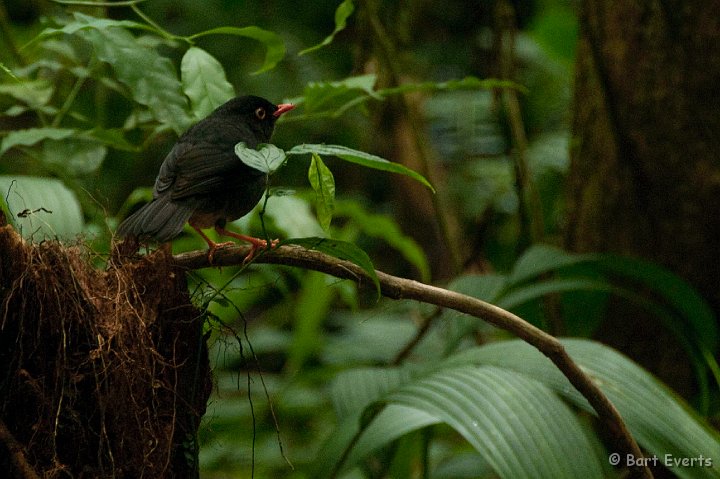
[0, 221, 211, 478]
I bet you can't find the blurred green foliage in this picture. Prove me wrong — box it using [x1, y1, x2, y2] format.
[1, 0, 718, 478]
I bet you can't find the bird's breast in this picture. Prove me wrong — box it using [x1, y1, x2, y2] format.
[189, 174, 266, 229]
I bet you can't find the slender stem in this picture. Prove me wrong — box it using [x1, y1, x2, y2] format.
[130, 4, 179, 42]
[51, 68, 88, 128]
[392, 308, 440, 364]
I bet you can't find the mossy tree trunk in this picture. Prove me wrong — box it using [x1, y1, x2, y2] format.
[0, 222, 211, 479]
[565, 0, 720, 393]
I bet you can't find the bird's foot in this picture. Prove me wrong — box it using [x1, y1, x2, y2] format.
[242, 237, 279, 264]
[215, 227, 278, 264]
[206, 241, 235, 264]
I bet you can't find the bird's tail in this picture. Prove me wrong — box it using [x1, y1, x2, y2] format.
[116, 195, 195, 242]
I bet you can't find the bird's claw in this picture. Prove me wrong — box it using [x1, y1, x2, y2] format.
[242, 238, 279, 264]
[206, 241, 235, 265]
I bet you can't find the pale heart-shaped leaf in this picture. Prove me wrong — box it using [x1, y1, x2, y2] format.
[235, 142, 286, 174]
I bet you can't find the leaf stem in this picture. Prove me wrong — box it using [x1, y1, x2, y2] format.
[130, 4, 181, 42]
[51, 63, 90, 128]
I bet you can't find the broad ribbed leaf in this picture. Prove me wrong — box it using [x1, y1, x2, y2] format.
[323, 363, 601, 478]
[451, 339, 720, 479]
[0, 175, 83, 240]
[345, 404, 440, 466]
[388, 366, 603, 479]
[330, 367, 412, 418]
[181, 47, 235, 119]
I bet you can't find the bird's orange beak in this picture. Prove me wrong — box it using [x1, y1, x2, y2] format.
[274, 103, 295, 117]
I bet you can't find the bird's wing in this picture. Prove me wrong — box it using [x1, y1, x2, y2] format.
[158, 138, 262, 201]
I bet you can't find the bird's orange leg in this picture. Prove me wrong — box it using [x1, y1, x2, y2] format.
[190, 222, 234, 264]
[215, 226, 279, 263]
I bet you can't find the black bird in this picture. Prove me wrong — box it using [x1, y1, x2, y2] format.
[117, 95, 295, 261]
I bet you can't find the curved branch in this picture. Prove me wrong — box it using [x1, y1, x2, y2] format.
[174, 244, 652, 479]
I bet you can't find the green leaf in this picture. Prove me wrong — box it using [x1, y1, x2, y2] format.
[330, 367, 413, 418]
[293, 74, 379, 115]
[323, 363, 602, 478]
[508, 243, 582, 285]
[188, 26, 285, 74]
[180, 47, 235, 119]
[345, 404, 440, 467]
[234, 142, 286, 174]
[592, 254, 718, 352]
[81, 128, 138, 152]
[261, 196, 325, 238]
[0, 128, 75, 156]
[287, 144, 435, 192]
[32, 13, 151, 41]
[505, 244, 718, 373]
[452, 340, 720, 479]
[73, 14, 192, 134]
[308, 153, 335, 231]
[388, 366, 604, 479]
[0, 175, 84, 240]
[446, 273, 507, 303]
[42, 139, 107, 176]
[312, 367, 414, 476]
[322, 314, 419, 365]
[0, 62, 19, 81]
[299, 0, 355, 55]
[335, 199, 430, 282]
[287, 271, 338, 372]
[284, 237, 380, 295]
[0, 79, 53, 108]
[439, 274, 510, 354]
[498, 278, 613, 310]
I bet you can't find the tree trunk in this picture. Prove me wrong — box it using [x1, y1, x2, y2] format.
[565, 0, 720, 394]
[0, 220, 211, 478]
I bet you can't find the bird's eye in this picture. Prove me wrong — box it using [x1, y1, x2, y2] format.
[255, 107, 266, 120]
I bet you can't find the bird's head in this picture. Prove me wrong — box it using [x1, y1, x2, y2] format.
[215, 95, 295, 144]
